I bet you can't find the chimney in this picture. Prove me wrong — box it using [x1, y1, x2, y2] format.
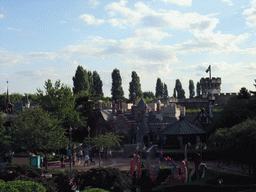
[180, 106, 185, 116]
[157, 100, 161, 114]
[118, 99, 123, 114]
[132, 92, 136, 105]
[97, 100, 102, 110]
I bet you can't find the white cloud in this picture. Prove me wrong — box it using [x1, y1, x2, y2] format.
[28, 52, 57, 61]
[106, 1, 219, 34]
[132, 28, 172, 41]
[221, 0, 233, 6]
[160, 0, 192, 7]
[243, 0, 256, 28]
[79, 14, 105, 25]
[0, 14, 4, 19]
[0, 48, 30, 66]
[88, 0, 99, 7]
[8, 27, 21, 31]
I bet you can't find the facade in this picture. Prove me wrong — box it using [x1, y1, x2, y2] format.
[89, 94, 206, 148]
[200, 77, 221, 98]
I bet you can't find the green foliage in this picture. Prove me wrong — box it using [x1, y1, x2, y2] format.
[37, 79, 84, 131]
[163, 83, 168, 98]
[84, 132, 123, 166]
[129, 71, 143, 100]
[212, 118, 256, 178]
[155, 78, 163, 98]
[4, 180, 46, 192]
[11, 107, 68, 169]
[93, 71, 103, 96]
[73, 65, 90, 95]
[173, 88, 176, 98]
[196, 81, 201, 97]
[81, 188, 109, 192]
[111, 69, 124, 102]
[238, 87, 251, 99]
[174, 79, 185, 99]
[143, 91, 155, 99]
[207, 96, 256, 134]
[189, 80, 195, 99]
[81, 167, 132, 191]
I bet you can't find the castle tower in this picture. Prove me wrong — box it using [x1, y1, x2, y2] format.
[200, 77, 221, 98]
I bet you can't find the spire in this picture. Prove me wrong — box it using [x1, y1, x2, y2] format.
[6, 81, 10, 104]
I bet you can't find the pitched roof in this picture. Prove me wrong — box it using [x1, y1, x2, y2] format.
[159, 118, 206, 135]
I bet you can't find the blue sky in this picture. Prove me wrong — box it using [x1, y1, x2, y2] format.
[1, 0, 256, 98]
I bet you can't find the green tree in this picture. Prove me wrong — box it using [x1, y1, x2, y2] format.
[238, 87, 251, 99]
[163, 83, 168, 98]
[11, 107, 68, 169]
[196, 82, 201, 97]
[155, 78, 163, 98]
[175, 79, 185, 99]
[129, 71, 143, 100]
[37, 80, 85, 140]
[0, 113, 11, 154]
[73, 65, 89, 95]
[93, 71, 103, 96]
[88, 71, 94, 95]
[84, 132, 122, 166]
[213, 118, 256, 179]
[189, 80, 195, 99]
[111, 69, 124, 102]
[143, 91, 155, 98]
[173, 88, 176, 98]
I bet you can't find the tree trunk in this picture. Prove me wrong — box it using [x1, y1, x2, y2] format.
[99, 151, 101, 167]
[45, 150, 48, 170]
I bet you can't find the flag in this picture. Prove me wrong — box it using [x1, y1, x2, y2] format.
[206, 65, 211, 73]
[129, 152, 138, 176]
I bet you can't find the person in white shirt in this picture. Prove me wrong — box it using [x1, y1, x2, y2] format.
[84, 154, 90, 166]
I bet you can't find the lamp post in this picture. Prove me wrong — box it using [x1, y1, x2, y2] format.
[69, 127, 73, 171]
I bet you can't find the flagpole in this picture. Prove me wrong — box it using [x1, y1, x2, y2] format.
[209, 65, 211, 80]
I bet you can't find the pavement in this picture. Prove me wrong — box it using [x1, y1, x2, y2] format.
[41, 157, 250, 176]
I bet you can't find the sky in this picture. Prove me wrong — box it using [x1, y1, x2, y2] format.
[1, 0, 256, 98]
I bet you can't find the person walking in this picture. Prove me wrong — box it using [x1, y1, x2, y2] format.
[84, 154, 90, 166]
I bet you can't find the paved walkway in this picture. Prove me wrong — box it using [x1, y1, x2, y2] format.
[42, 157, 250, 176]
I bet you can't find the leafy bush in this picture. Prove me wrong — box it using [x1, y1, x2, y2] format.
[81, 188, 109, 192]
[0, 180, 46, 192]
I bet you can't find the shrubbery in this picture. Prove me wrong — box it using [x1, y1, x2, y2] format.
[0, 179, 46, 192]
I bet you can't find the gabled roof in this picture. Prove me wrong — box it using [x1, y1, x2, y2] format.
[100, 109, 114, 121]
[136, 98, 151, 109]
[159, 118, 206, 135]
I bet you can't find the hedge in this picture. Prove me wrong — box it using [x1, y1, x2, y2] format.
[0, 180, 46, 192]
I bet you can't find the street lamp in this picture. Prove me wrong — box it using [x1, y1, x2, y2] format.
[69, 127, 73, 171]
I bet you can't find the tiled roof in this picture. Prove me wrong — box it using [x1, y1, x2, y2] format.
[159, 118, 206, 135]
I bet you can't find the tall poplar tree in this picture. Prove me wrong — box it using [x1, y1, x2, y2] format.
[72, 65, 89, 95]
[88, 71, 94, 95]
[155, 78, 163, 98]
[189, 80, 195, 99]
[111, 68, 124, 102]
[129, 71, 142, 100]
[173, 88, 177, 98]
[175, 79, 185, 99]
[163, 83, 168, 98]
[93, 71, 103, 96]
[196, 82, 201, 97]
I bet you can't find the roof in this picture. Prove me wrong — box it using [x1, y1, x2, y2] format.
[159, 118, 206, 135]
[100, 109, 114, 121]
[136, 98, 151, 110]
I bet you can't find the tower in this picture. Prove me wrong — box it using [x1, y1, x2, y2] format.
[200, 77, 221, 98]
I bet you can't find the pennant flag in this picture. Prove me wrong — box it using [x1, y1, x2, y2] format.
[136, 161, 142, 179]
[206, 65, 210, 73]
[129, 152, 138, 176]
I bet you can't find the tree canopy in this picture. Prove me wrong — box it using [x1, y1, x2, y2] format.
[189, 80, 195, 99]
[72, 65, 89, 95]
[84, 132, 122, 166]
[163, 83, 168, 98]
[155, 78, 163, 98]
[196, 82, 201, 97]
[111, 69, 124, 102]
[129, 71, 143, 100]
[92, 71, 103, 96]
[174, 79, 185, 99]
[212, 118, 256, 178]
[11, 107, 68, 169]
[36, 79, 84, 133]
